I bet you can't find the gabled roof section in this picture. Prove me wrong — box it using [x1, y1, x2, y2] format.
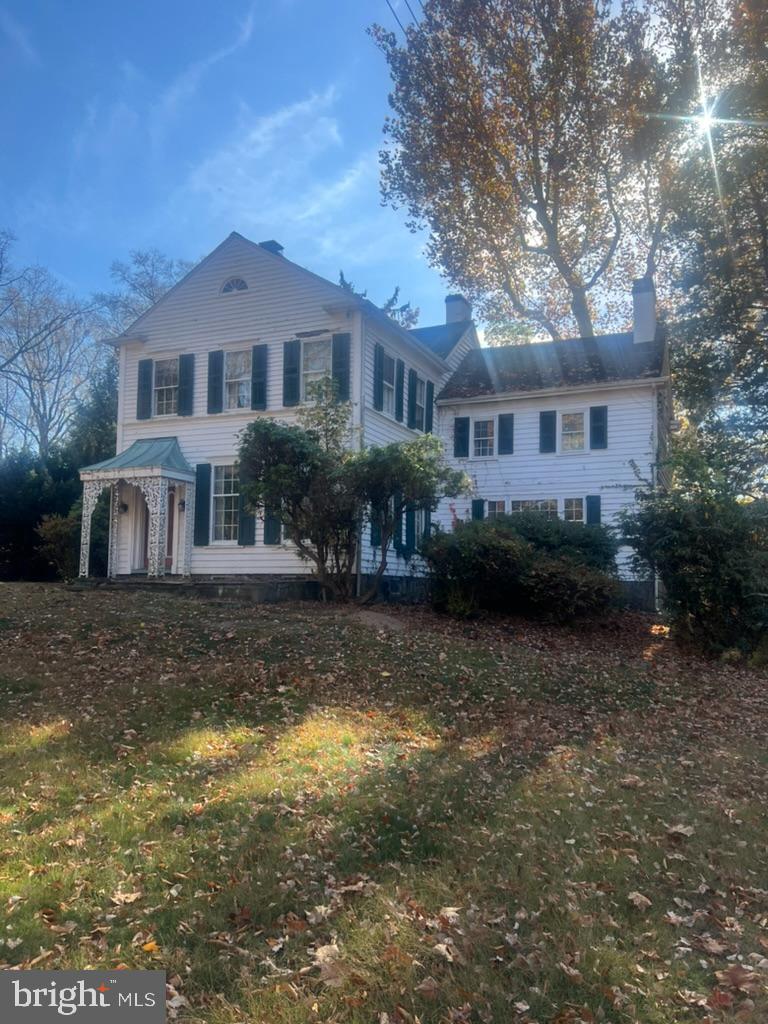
[438, 332, 666, 401]
[410, 320, 474, 359]
[81, 437, 193, 476]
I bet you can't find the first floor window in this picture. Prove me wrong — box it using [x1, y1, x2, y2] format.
[474, 418, 495, 457]
[487, 499, 505, 520]
[561, 412, 585, 451]
[414, 377, 426, 430]
[382, 352, 395, 415]
[225, 350, 252, 409]
[511, 498, 558, 520]
[564, 497, 584, 522]
[154, 357, 179, 416]
[212, 465, 239, 541]
[302, 338, 332, 399]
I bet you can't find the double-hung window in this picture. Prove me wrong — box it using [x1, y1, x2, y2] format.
[474, 418, 495, 457]
[212, 465, 239, 542]
[564, 498, 584, 522]
[154, 358, 179, 416]
[414, 377, 426, 430]
[487, 499, 505, 520]
[382, 352, 395, 415]
[224, 350, 252, 410]
[561, 412, 585, 451]
[302, 338, 332, 399]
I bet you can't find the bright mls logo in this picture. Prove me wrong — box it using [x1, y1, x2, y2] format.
[0, 971, 165, 1023]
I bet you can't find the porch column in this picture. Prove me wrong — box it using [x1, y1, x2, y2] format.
[136, 477, 169, 578]
[107, 482, 121, 578]
[79, 480, 107, 577]
[182, 480, 196, 577]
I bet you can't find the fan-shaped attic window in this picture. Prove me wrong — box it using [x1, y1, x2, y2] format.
[221, 277, 248, 294]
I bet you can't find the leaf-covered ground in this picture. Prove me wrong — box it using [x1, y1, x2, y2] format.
[1, 583, 767, 1024]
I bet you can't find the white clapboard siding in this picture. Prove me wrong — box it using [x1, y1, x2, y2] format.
[436, 384, 662, 577]
[116, 234, 361, 576]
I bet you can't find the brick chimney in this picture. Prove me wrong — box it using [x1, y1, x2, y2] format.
[445, 293, 471, 324]
[632, 278, 656, 344]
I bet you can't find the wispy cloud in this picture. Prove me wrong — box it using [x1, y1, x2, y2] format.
[0, 7, 39, 65]
[150, 4, 256, 144]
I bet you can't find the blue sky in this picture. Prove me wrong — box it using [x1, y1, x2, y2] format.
[0, 1, 453, 326]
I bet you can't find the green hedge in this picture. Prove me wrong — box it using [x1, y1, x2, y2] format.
[422, 514, 619, 621]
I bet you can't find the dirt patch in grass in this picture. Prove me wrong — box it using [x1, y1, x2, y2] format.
[1, 582, 767, 1024]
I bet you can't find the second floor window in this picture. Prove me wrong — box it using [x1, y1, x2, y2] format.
[561, 412, 585, 451]
[414, 377, 426, 430]
[487, 499, 505, 520]
[212, 465, 239, 542]
[302, 338, 332, 399]
[382, 352, 395, 415]
[474, 418, 494, 457]
[225, 350, 252, 410]
[154, 358, 179, 416]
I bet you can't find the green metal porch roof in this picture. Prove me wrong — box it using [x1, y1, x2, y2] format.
[81, 437, 193, 476]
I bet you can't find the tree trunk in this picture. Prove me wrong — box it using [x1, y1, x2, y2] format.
[570, 286, 594, 338]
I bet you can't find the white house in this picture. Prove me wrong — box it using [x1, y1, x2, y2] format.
[78, 232, 669, 605]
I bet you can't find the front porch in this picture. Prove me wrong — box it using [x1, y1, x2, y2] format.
[79, 437, 196, 578]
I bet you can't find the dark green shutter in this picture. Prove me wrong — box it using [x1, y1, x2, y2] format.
[425, 381, 434, 433]
[454, 416, 470, 458]
[471, 498, 485, 520]
[264, 510, 281, 545]
[373, 343, 384, 411]
[407, 368, 418, 428]
[332, 333, 351, 402]
[370, 511, 382, 548]
[590, 405, 608, 449]
[539, 410, 556, 453]
[404, 506, 416, 556]
[395, 359, 405, 422]
[178, 354, 194, 416]
[137, 359, 153, 420]
[283, 339, 301, 406]
[207, 351, 224, 414]
[251, 344, 268, 410]
[193, 463, 211, 546]
[237, 493, 255, 546]
[498, 413, 514, 454]
[586, 495, 601, 525]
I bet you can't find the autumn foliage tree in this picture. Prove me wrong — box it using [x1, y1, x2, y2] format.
[372, 0, 673, 340]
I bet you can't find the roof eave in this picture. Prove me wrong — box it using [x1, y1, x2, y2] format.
[437, 374, 669, 405]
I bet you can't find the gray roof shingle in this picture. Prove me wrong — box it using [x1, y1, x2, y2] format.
[438, 332, 666, 400]
[410, 321, 472, 358]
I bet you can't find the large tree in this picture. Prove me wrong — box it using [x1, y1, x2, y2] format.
[372, 0, 672, 340]
[95, 248, 194, 336]
[659, 0, 768, 482]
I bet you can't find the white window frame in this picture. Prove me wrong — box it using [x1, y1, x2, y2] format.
[414, 376, 426, 431]
[153, 357, 179, 417]
[473, 417, 495, 458]
[414, 507, 426, 541]
[301, 336, 333, 401]
[224, 349, 252, 411]
[487, 499, 506, 520]
[560, 409, 586, 453]
[510, 499, 558, 521]
[382, 351, 396, 416]
[564, 497, 584, 522]
[211, 464, 239, 544]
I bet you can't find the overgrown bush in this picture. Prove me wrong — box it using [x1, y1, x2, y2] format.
[36, 513, 81, 580]
[621, 488, 768, 655]
[422, 515, 619, 621]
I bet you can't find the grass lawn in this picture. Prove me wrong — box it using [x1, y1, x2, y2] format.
[1, 583, 767, 1024]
